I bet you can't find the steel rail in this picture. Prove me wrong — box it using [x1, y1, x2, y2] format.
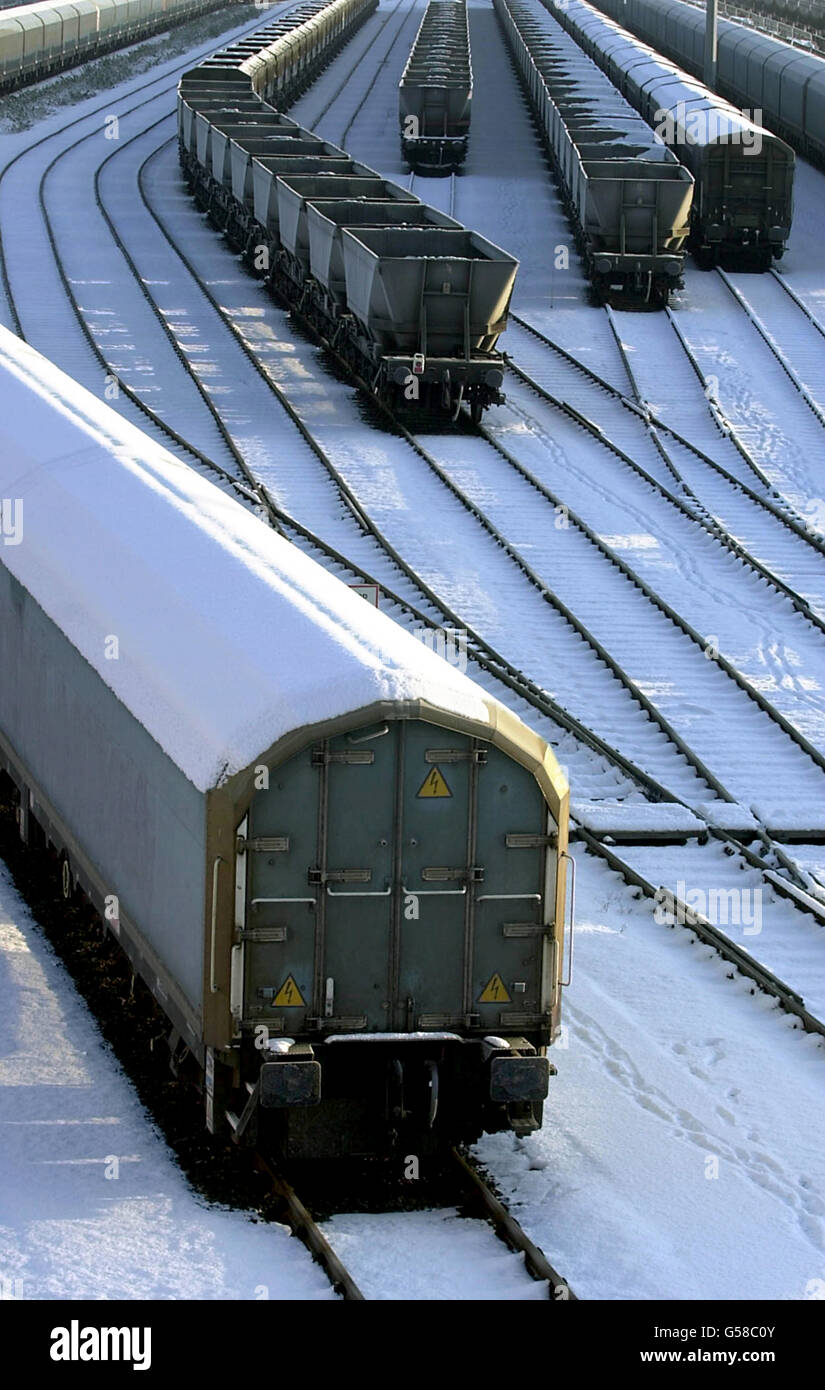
[770, 266, 825, 344]
[509, 308, 825, 561]
[505, 342, 825, 638]
[663, 302, 822, 523]
[451, 1147, 576, 1299]
[255, 1152, 367, 1300]
[464, 416, 825, 785]
[716, 267, 825, 433]
[579, 829, 825, 1041]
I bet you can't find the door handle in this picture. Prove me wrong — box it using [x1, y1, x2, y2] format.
[476, 893, 542, 902]
[326, 884, 393, 898]
[401, 884, 468, 897]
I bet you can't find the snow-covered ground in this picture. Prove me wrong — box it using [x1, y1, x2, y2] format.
[477, 851, 825, 1301]
[0, 862, 333, 1300]
[3, 0, 825, 1302]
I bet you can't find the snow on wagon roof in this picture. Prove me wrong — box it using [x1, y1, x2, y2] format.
[0, 328, 489, 792]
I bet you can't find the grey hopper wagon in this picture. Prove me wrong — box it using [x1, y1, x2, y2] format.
[177, 0, 519, 418]
[545, 0, 795, 265]
[276, 174, 419, 271]
[251, 157, 376, 235]
[229, 131, 319, 205]
[178, 92, 268, 155]
[341, 226, 518, 356]
[208, 116, 304, 185]
[577, 158, 693, 273]
[399, 0, 473, 173]
[194, 107, 298, 167]
[308, 200, 461, 305]
[495, 0, 694, 302]
[0, 325, 572, 1162]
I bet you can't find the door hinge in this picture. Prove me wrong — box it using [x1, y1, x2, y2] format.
[502, 922, 550, 938]
[240, 926, 288, 943]
[236, 835, 290, 853]
[308, 867, 372, 885]
[425, 747, 487, 764]
[421, 865, 484, 883]
[505, 833, 555, 849]
[312, 748, 375, 766]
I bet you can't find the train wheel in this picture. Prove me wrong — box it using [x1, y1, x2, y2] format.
[470, 401, 483, 425]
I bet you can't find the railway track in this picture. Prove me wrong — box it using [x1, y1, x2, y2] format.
[256, 1147, 575, 1299]
[505, 325, 825, 619]
[662, 275, 825, 517]
[770, 262, 825, 337]
[408, 403, 825, 803]
[515, 299, 825, 550]
[508, 310, 825, 611]
[501, 313, 825, 663]
[716, 268, 825, 435]
[498, 310, 825, 832]
[406, 167, 457, 218]
[580, 831, 825, 1038]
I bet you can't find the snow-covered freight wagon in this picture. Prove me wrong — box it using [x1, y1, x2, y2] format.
[494, 0, 693, 303]
[0, 326, 571, 1159]
[590, 0, 825, 166]
[399, 0, 473, 173]
[556, 0, 798, 262]
[0, 0, 242, 89]
[178, 0, 519, 420]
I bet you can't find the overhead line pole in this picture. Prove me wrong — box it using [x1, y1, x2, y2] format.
[704, 0, 719, 87]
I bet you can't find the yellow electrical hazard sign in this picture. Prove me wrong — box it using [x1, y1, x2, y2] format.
[479, 973, 510, 1003]
[417, 766, 452, 798]
[272, 975, 305, 1007]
